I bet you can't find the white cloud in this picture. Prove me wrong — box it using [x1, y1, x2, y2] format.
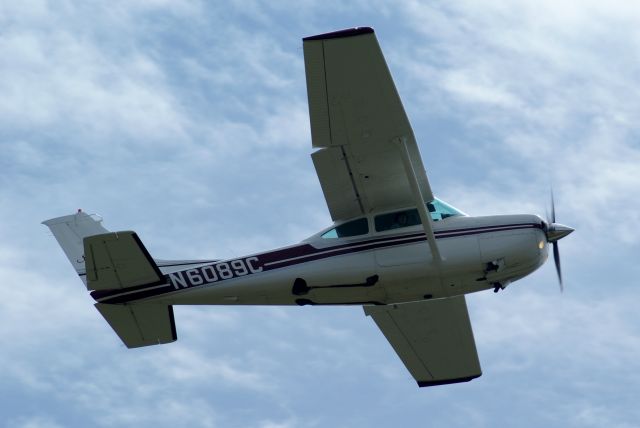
[6, 416, 64, 428]
[0, 7, 193, 161]
[149, 346, 270, 391]
[471, 290, 640, 372]
[257, 419, 299, 428]
[441, 69, 523, 109]
[396, 0, 640, 246]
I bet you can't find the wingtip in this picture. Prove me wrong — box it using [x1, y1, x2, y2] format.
[417, 374, 482, 388]
[41, 210, 93, 226]
[303, 27, 374, 42]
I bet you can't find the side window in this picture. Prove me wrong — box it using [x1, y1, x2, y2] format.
[321, 217, 369, 239]
[374, 199, 464, 233]
[375, 209, 421, 232]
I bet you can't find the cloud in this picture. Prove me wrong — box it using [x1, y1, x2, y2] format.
[6, 416, 65, 428]
[393, 0, 640, 248]
[0, 4, 192, 148]
[471, 290, 640, 374]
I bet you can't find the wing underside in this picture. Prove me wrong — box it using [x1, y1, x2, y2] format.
[364, 295, 482, 387]
[303, 28, 434, 221]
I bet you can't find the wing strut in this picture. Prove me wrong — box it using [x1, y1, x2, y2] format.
[395, 137, 442, 262]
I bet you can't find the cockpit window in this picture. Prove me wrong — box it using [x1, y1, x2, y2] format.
[321, 217, 369, 239]
[375, 198, 465, 232]
[374, 209, 421, 232]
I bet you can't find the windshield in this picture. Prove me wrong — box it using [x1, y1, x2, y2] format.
[427, 198, 466, 221]
[374, 198, 465, 232]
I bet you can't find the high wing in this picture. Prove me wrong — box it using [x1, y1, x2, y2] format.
[303, 27, 434, 222]
[364, 296, 482, 387]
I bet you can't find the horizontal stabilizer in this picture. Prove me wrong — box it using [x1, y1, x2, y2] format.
[364, 296, 482, 387]
[84, 231, 164, 291]
[95, 303, 177, 348]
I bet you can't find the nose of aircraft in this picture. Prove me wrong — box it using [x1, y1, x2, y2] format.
[542, 221, 574, 292]
[545, 223, 574, 243]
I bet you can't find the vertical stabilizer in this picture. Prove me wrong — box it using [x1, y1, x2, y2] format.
[42, 211, 109, 282]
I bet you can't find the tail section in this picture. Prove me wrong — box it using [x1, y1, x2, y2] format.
[42, 211, 109, 284]
[43, 211, 177, 348]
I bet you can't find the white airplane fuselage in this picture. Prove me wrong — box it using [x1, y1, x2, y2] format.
[90, 213, 549, 307]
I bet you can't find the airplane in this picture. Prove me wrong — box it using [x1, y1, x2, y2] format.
[42, 27, 573, 388]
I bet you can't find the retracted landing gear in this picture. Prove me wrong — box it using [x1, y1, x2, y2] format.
[485, 258, 511, 293]
[476, 258, 506, 283]
[291, 275, 382, 306]
[492, 280, 511, 293]
[485, 258, 505, 274]
[291, 275, 379, 296]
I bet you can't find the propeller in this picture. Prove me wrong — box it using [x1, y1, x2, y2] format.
[544, 190, 574, 292]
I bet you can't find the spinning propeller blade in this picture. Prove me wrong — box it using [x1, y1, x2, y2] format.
[553, 241, 563, 292]
[545, 189, 573, 292]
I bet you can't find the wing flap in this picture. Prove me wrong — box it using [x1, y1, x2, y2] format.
[84, 231, 164, 291]
[364, 296, 482, 387]
[311, 146, 363, 220]
[95, 303, 177, 348]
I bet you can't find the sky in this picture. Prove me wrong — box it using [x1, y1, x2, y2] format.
[1, 1, 639, 427]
